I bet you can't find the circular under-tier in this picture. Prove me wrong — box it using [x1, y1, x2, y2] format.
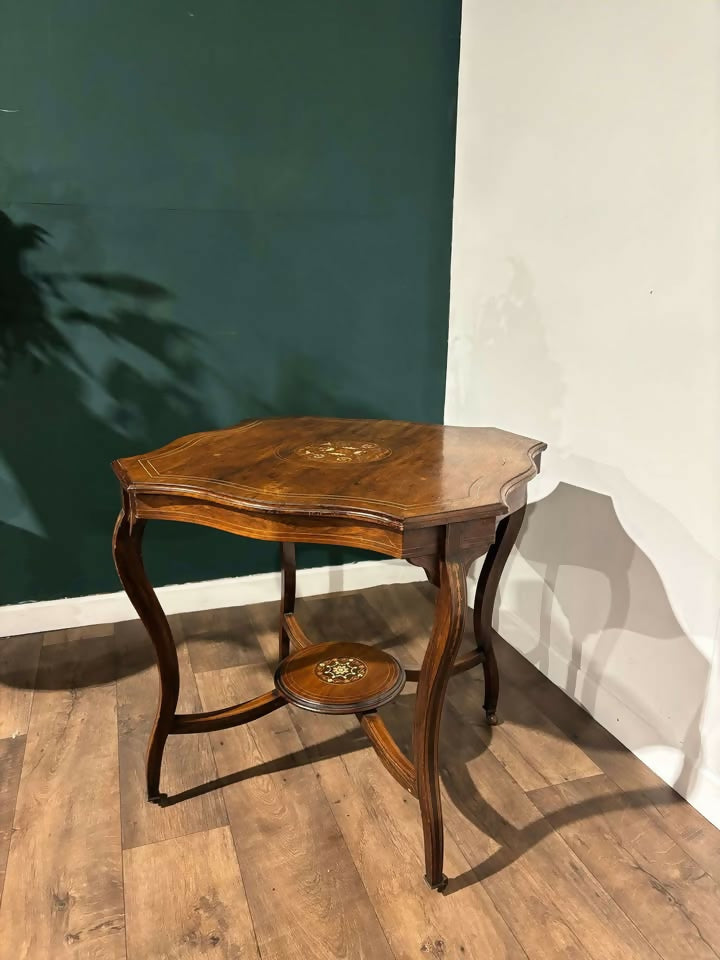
[275, 641, 405, 715]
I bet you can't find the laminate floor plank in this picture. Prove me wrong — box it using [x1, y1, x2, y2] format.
[123, 826, 259, 960]
[1, 581, 719, 960]
[492, 632, 720, 884]
[433, 705, 659, 960]
[0, 635, 126, 959]
[277, 595, 528, 960]
[195, 659, 394, 959]
[315, 586, 660, 960]
[116, 618, 227, 850]
[365, 584, 600, 788]
[43, 623, 115, 646]
[291, 701, 527, 960]
[184, 605, 265, 675]
[530, 775, 720, 960]
[0, 735, 25, 904]
[0, 632, 43, 739]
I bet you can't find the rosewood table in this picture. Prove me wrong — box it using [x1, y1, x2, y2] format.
[112, 417, 544, 890]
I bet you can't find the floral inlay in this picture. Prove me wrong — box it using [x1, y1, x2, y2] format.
[315, 656, 368, 684]
[292, 441, 391, 464]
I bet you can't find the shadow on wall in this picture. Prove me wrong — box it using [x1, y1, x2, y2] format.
[0, 209, 209, 604]
[449, 257, 565, 446]
[451, 256, 713, 810]
[509, 480, 710, 805]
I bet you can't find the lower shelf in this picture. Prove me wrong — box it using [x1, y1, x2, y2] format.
[274, 640, 406, 715]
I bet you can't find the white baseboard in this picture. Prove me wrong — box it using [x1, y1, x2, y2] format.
[498, 607, 720, 831]
[0, 559, 425, 638]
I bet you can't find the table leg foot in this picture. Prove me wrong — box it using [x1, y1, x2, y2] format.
[482, 641, 500, 724]
[148, 792, 168, 805]
[485, 709, 499, 726]
[147, 725, 172, 802]
[424, 873, 448, 893]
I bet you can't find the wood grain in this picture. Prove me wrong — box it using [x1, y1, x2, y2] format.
[275, 639, 405, 714]
[472, 505, 528, 724]
[0, 735, 25, 901]
[4, 582, 720, 960]
[113, 416, 545, 530]
[456, 669, 601, 787]
[272, 593, 525, 958]
[184, 604, 264, 675]
[115, 617, 227, 849]
[493, 631, 720, 885]
[412, 534, 468, 888]
[43, 623, 114, 646]
[369, 583, 601, 788]
[123, 826, 259, 960]
[290, 702, 526, 959]
[530, 774, 720, 960]
[435, 702, 659, 960]
[111, 416, 545, 888]
[312, 585, 657, 960]
[0, 636, 125, 959]
[113, 507, 180, 803]
[0, 632, 42, 738]
[196, 660, 394, 960]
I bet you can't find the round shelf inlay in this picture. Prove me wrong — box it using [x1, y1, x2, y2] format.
[275, 640, 405, 714]
[315, 656, 368, 684]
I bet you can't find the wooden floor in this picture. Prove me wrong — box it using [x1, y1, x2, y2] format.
[1, 582, 719, 960]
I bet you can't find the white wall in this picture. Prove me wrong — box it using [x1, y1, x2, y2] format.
[446, 0, 720, 826]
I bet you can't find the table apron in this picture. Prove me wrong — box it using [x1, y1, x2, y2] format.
[129, 491, 494, 560]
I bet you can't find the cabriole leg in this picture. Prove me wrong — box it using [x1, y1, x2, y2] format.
[473, 503, 526, 725]
[113, 503, 179, 802]
[414, 532, 467, 891]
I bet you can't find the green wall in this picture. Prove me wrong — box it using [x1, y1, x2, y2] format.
[0, 1, 461, 604]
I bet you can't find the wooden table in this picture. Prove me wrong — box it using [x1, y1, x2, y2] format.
[112, 417, 545, 890]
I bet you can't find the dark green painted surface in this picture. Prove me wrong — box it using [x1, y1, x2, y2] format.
[0, 1, 460, 604]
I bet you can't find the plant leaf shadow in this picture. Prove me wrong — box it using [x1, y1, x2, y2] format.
[0, 207, 210, 607]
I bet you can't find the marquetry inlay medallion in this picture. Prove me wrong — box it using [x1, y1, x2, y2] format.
[315, 656, 368, 684]
[285, 440, 392, 465]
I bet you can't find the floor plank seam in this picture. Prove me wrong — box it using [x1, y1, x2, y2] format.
[114, 676, 130, 960]
[285, 708, 400, 960]
[508, 670, 720, 884]
[195, 664, 274, 960]
[217, 787, 287, 960]
[4, 586, 720, 960]
[0, 632, 41, 912]
[522, 786, 698, 960]
[0, 733, 29, 915]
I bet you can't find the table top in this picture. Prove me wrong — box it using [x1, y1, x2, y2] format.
[113, 417, 545, 529]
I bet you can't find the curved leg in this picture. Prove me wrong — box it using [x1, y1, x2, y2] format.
[113, 503, 179, 802]
[413, 532, 467, 891]
[279, 542, 296, 661]
[473, 503, 526, 725]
